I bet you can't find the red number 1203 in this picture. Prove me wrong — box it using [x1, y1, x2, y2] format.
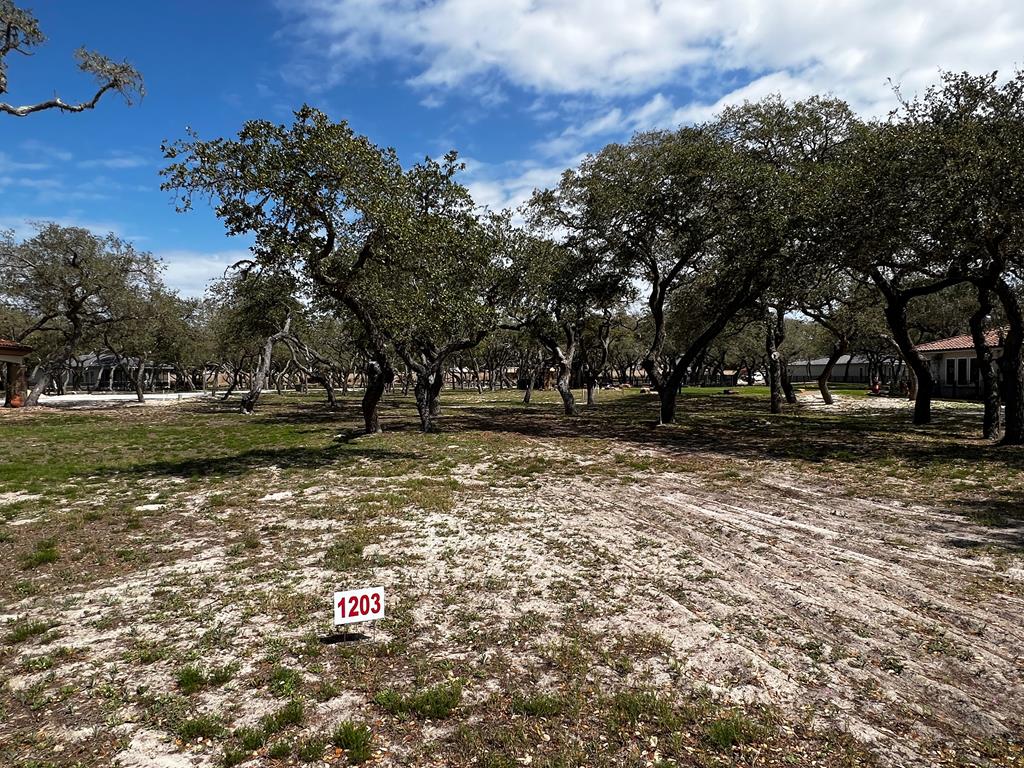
[337, 593, 380, 618]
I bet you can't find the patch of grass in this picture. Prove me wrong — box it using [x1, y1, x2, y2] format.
[22, 654, 55, 671]
[704, 711, 763, 750]
[375, 680, 463, 720]
[267, 740, 291, 759]
[312, 681, 340, 702]
[510, 692, 565, 717]
[268, 664, 303, 697]
[176, 665, 206, 695]
[127, 639, 172, 664]
[331, 721, 373, 763]
[175, 714, 224, 740]
[22, 538, 59, 569]
[296, 735, 327, 762]
[221, 745, 248, 768]
[5, 617, 56, 645]
[323, 533, 368, 570]
[259, 699, 304, 734]
[609, 689, 678, 729]
[880, 654, 905, 674]
[233, 725, 266, 751]
[207, 662, 239, 686]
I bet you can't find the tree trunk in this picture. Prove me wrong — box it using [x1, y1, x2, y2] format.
[428, 369, 443, 418]
[817, 339, 848, 406]
[241, 318, 291, 414]
[413, 370, 442, 432]
[134, 364, 146, 403]
[766, 309, 783, 414]
[882, 299, 933, 425]
[362, 360, 392, 434]
[969, 287, 1001, 440]
[583, 364, 597, 406]
[994, 278, 1024, 445]
[24, 366, 50, 407]
[554, 359, 577, 416]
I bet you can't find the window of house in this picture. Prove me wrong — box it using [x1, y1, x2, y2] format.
[946, 358, 956, 385]
[957, 358, 968, 385]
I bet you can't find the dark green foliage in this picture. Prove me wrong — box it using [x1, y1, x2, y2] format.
[233, 725, 266, 750]
[175, 714, 224, 740]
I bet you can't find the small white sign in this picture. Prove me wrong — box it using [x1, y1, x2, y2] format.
[333, 586, 385, 626]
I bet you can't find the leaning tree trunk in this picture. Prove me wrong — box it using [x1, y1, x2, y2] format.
[817, 339, 848, 406]
[554, 357, 577, 416]
[882, 299, 933, 425]
[322, 373, 337, 409]
[24, 366, 50, 407]
[240, 319, 291, 414]
[969, 288, 1001, 440]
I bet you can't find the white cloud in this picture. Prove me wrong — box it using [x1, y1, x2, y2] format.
[462, 157, 581, 215]
[155, 248, 253, 297]
[278, 0, 1024, 116]
[78, 152, 150, 170]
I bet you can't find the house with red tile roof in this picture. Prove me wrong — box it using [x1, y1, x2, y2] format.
[1, 339, 34, 407]
[914, 329, 1004, 399]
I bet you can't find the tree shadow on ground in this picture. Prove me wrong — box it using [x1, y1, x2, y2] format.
[116, 443, 420, 479]
[438, 392, 1024, 471]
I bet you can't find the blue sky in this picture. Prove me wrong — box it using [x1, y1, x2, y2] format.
[3, 0, 1024, 295]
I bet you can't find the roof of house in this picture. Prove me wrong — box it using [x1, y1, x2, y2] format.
[0, 339, 33, 355]
[915, 329, 1003, 353]
[788, 354, 870, 367]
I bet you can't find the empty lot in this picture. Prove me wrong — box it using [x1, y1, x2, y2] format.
[1, 390, 1022, 767]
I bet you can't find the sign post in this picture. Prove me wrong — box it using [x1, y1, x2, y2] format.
[333, 586, 385, 630]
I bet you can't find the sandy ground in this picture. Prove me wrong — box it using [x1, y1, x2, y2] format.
[2, 396, 1021, 767]
[37, 391, 209, 408]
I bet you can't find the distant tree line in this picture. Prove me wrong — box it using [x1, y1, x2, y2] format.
[3, 69, 1023, 446]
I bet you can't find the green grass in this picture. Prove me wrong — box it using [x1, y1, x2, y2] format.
[268, 665, 303, 697]
[233, 725, 266, 750]
[704, 711, 764, 750]
[510, 692, 566, 717]
[323, 535, 368, 571]
[22, 539, 59, 569]
[0, 389, 1017, 768]
[375, 680, 463, 720]
[331, 721, 373, 763]
[296, 735, 327, 762]
[259, 699, 304, 734]
[175, 714, 224, 740]
[5, 617, 56, 645]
